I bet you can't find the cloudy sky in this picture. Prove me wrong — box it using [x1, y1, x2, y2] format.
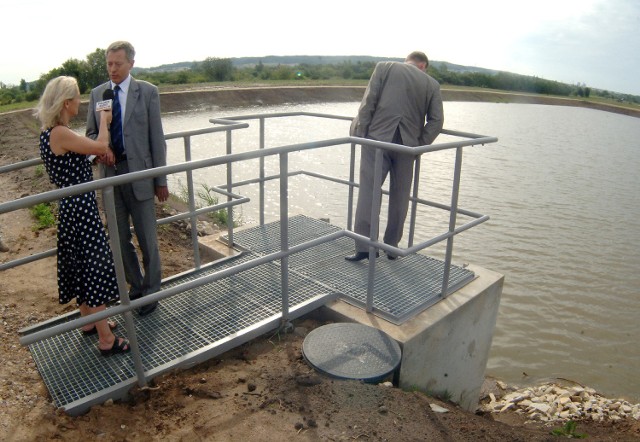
[2, 0, 638, 95]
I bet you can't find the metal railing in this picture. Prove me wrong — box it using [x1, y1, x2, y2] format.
[0, 110, 497, 386]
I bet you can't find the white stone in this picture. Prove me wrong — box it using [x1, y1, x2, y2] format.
[529, 412, 542, 421]
[567, 403, 580, 414]
[555, 388, 569, 396]
[430, 403, 449, 413]
[529, 403, 551, 414]
[500, 403, 515, 412]
[559, 411, 572, 419]
[503, 392, 523, 403]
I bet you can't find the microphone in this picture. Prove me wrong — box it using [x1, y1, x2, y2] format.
[96, 89, 114, 111]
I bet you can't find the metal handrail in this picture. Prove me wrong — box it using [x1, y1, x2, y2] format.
[1, 110, 497, 387]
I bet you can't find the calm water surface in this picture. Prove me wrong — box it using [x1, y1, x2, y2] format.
[161, 102, 640, 402]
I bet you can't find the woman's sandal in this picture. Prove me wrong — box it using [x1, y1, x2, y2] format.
[99, 336, 130, 356]
[81, 321, 117, 336]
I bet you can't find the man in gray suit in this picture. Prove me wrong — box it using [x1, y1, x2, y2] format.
[86, 41, 167, 315]
[346, 51, 444, 261]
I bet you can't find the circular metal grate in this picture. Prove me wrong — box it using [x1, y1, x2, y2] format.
[302, 323, 401, 383]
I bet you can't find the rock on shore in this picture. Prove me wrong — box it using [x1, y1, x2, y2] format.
[480, 381, 640, 424]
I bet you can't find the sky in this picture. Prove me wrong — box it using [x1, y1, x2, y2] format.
[2, 0, 639, 95]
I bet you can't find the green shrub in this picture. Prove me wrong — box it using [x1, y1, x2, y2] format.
[34, 164, 45, 178]
[30, 203, 56, 230]
[551, 421, 587, 438]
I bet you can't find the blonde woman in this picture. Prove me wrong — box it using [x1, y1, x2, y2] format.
[35, 76, 129, 356]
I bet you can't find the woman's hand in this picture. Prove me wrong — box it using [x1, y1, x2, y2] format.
[97, 149, 115, 166]
[100, 108, 112, 126]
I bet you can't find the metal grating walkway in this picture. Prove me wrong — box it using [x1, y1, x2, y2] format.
[26, 252, 338, 415]
[26, 214, 474, 415]
[229, 214, 475, 324]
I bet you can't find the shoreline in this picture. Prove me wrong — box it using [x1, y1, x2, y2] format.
[4, 85, 639, 121]
[156, 85, 640, 118]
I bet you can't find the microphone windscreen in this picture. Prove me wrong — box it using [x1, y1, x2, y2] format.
[103, 89, 115, 100]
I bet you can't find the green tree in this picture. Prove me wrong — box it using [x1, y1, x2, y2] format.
[0, 88, 16, 105]
[272, 65, 293, 80]
[85, 48, 107, 90]
[58, 59, 89, 92]
[255, 60, 264, 76]
[200, 57, 234, 82]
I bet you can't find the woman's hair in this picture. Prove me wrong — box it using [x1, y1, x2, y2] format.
[33, 76, 79, 129]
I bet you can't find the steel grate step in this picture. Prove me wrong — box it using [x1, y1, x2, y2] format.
[28, 252, 337, 414]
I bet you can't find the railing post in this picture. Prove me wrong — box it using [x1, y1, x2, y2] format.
[279, 152, 290, 325]
[103, 185, 147, 386]
[366, 147, 384, 312]
[441, 146, 464, 298]
[183, 135, 201, 269]
[259, 117, 266, 226]
[408, 156, 421, 248]
[225, 130, 235, 247]
[347, 143, 356, 231]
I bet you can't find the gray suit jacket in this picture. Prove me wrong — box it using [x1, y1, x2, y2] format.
[350, 61, 444, 147]
[86, 77, 167, 201]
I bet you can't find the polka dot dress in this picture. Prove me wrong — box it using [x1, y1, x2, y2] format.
[39, 128, 119, 307]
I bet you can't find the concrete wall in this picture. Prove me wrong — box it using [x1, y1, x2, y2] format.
[318, 264, 504, 411]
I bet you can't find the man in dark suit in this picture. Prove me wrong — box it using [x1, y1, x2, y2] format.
[86, 41, 167, 315]
[346, 51, 444, 261]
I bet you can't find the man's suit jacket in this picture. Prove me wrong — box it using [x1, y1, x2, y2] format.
[86, 77, 167, 201]
[350, 61, 444, 147]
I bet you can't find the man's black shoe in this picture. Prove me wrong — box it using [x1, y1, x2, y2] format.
[345, 251, 379, 262]
[387, 253, 397, 260]
[137, 301, 158, 316]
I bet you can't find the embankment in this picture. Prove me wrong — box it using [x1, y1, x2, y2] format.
[150, 86, 640, 118]
[4, 86, 638, 125]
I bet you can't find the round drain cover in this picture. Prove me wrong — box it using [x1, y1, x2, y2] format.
[302, 323, 401, 383]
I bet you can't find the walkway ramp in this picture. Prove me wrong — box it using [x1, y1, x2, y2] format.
[24, 215, 474, 415]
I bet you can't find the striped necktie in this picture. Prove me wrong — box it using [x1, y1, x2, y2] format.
[111, 85, 124, 156]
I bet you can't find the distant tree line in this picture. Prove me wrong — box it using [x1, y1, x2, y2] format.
[0, 48, 107, 105]
[1, 51, 638, 106]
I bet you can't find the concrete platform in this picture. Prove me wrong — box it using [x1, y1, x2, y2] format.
[316, 264, 504, 411]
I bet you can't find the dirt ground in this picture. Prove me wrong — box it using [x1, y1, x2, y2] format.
[1, 98, 639, 441]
